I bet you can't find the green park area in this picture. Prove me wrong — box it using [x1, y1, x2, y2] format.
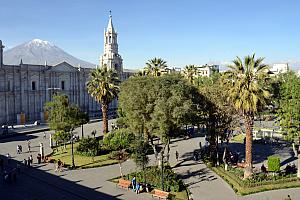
[45, 55, 300, 199]
[50, 142, 118, 169]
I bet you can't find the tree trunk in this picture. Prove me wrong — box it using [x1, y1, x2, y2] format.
[292, 143, 300, 178]
[150, 137, 158, 161]
[119, 161, 123, 177]
[71, 132, 75, 168]
[298, 154, 300, 178]
[102, 103, 109, 134]
[223, 147, 228, 171]
[244, 114, 253, 179]
[166, 138, 170, 162]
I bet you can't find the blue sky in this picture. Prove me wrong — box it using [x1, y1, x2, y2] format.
[1, 0, 300, 69]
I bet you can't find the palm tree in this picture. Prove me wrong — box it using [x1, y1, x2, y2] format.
[183, 65, 198, 84]
[223, 54, 270, 178]
[87, 65, 119, 134]
[145, 57, 167, 76]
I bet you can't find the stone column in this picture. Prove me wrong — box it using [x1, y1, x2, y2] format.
[40, 142, 44, 158]
[49, 134, 53, 148]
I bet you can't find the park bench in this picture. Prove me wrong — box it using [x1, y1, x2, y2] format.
[152, 189, 169, 200]
[237, 162, 247, 168]
[116, 179, 131, 190]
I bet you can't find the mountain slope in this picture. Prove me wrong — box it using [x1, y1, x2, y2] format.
[3, 39, 95, 68]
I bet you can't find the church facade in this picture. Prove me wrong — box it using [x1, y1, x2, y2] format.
[0, 14, 130, 125]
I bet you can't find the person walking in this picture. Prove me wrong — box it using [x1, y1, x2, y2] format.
[43, 132, 46, 139]
[29, 155, 33, 165]
[131, 176, 136, 191]
[175, 151, 179, 162]
[27, 157, 31, 167]
[27, 140, 31, 153]
[6, 153, 11, 164]
[17, 145, 20, 154]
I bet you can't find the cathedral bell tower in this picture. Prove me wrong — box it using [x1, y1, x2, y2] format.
[99, 12, 123, 77]
[0, 40, 4, 67]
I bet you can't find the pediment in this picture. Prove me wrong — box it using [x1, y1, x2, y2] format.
[48, 61, 78, 72]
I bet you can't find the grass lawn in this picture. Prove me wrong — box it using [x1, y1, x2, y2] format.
[50, 143, 118, 169]
[232, 134, 245, 143]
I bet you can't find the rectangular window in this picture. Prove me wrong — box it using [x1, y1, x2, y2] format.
[7, 81, 11, 91]
[32, 81, 36, 91]
[61, 81, 65, 90]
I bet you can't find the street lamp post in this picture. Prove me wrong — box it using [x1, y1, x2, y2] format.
[71, 131, 75, 168]
[161, 151, 164, 191]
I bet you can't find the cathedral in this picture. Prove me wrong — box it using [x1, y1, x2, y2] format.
[0, 14, 132, 125]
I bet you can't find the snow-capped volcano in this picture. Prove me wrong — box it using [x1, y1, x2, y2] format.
[25, 39, 54, 48]
[3, 39, 95, 68]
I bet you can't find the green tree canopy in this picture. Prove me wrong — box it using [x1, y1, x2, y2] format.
[118, 74, 202, 159]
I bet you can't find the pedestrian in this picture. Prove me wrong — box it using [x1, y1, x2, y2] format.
[23, 159, 27, 166]
[136, 182, 140, 194]
[19, 145, 22, 153]
[175, 151, 179, 162]
[27, 157, 31, 167]
[56, 159, 62, 172]
[43, 131, 46, 139]
[37, 154, 42, 164]
[131, 176, 136, 191]
[29, 155, 33, 165]
[27, 140, 31, 153]
[6, 153, 11, 164]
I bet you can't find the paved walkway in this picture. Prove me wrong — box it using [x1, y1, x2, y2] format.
[1, 122, 300, 200]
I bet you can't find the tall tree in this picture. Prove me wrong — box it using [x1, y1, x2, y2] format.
[45, 94, 83, 168]
[198, 74, 238, 159]
[222, 54, 271, 178]
[119, 75, 201, 161]
[145, 57, 168, 76]
[87, 65, 119, 134]
[183, 65, 198, 84]
[276, 71, 300, 177]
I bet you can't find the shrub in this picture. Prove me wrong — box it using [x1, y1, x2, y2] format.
[125, 166, 184, 192]
[76, 137, 100, 156]
[103, 128, 135, 151]
[268, 156, 280, 172]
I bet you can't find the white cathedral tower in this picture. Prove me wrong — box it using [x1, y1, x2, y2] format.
[99, 12, 123, 77]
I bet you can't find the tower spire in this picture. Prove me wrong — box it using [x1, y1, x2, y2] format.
[107, 11, 115, 33]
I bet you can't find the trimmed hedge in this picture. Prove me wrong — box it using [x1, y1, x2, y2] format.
[124, 166, 184, 193]
[212, 167, 300, 195]
[268, 156, 280, 172]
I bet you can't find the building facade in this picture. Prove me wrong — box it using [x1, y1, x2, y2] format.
[0, 14, 128, 125]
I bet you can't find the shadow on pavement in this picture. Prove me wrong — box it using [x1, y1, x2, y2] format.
[0, 134, 38, 144]
[0, 155, 119, 200]
[228, 142, 293, 165]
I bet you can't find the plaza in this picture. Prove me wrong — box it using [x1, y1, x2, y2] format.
[0, 120, 299, 200]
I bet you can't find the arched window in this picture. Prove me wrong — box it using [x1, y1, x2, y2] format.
[109, 36, 111, 43]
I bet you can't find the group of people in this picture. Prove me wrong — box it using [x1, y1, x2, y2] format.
[16, 145, 23, 154]
[131, 176, 146, 194]
[23, 155, 33, 167]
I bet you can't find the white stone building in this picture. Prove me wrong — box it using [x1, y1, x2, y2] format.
[196, 64, 219, 77]
[0, 14, 131, 125]
[270, 63, 289, 74]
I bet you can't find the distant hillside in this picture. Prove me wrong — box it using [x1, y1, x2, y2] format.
[3, 39, 95, 68]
